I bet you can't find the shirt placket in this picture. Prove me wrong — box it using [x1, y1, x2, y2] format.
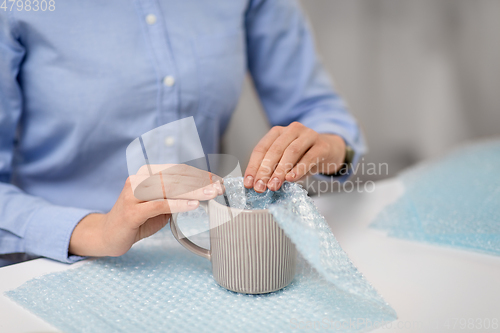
[135, 0, 180, 164]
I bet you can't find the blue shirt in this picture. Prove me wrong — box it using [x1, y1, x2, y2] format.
[0, 0, 366, 263]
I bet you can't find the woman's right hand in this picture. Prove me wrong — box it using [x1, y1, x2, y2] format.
[69, 164, 222, 257]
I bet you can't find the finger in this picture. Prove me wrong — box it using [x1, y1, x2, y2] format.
[133, 173, 221, 201]
[170, 182, 222, 200]
[140, 198, 199, 218]
[285, 145, 324, 182]
[136, 164, 223, 188]
[267, 134, 316, 191]
[244, 126, 283, 188]
[161, 173, 215, 197]
[156, 165, 223, 189]
[160, 164, 223, 183]
[253, 128, 299, 192]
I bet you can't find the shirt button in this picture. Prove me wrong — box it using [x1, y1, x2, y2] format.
[164, 136, 175, 147]
[163, 76, 175, 87]
[145, 14, 157, 25]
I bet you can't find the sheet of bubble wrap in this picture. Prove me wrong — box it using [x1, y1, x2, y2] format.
[6, 179, 396, 332]
[371, 140, 500, 255]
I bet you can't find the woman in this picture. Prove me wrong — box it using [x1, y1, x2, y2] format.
[0, 0, 365, 263]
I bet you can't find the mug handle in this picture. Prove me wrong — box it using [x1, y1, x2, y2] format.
[170, 201, 211, 261]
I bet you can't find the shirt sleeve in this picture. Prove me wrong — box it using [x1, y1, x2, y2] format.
[244, 0, 367, 180]
[0, 12, 94, 263]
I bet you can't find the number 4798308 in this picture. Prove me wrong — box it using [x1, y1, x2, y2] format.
[1, 0, 56, 11]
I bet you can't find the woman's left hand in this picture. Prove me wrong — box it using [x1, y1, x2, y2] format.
[244, 122, 346, 192]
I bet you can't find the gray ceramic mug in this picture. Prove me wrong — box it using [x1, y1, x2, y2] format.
[171, 199, 297, 294]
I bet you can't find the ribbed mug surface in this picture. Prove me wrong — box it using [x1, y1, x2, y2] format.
[208, 200, 297, 294]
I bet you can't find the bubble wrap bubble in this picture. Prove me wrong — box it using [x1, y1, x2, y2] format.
[371, 140, 500, 255]
[6, 179, 396, 332]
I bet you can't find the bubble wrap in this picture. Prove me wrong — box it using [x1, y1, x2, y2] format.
[6, 179, 396, 332]
[371, 140, 500, 255]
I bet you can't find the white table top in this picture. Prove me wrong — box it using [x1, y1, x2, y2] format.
[1, 178, 499, 333]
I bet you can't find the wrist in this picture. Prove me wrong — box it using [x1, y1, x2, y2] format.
[69, 213, 107, 257]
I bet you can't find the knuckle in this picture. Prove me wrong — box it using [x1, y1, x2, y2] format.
[268, 146, 282, 156]
[246, 167, 258, 175]
[170, 175, 181, 185]
[273, 165, 286, 177]
[150, 200, 169, 213]
[271, 126, 283, 133]
[283, 161, 295, 173]
[289, 121, 303, 130]
[253, 145, 267, 155]
[163, 200, 175, 213]
[125, 176, 132, 186]
[246, 163, 258, 171]
[123, 180, 135, 197]
[287, 143, 301, 155]
[319, 140, 331, 152]
[309, 157, 320, 168]
[309, 129, 319, 139]
[256, 164, 272, 178]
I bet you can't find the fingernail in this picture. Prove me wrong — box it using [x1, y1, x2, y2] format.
[188, 200, 199, 207]
[213, 182, 223, 195]
[254, 179, 266, 192]
[287, 171, 296, 179]
[204, 188, 215, 195]
[244, 175, 254, 187]
[268, 177, 280, 188]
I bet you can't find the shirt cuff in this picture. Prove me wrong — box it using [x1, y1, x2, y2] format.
[23, 205, 97, 263]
